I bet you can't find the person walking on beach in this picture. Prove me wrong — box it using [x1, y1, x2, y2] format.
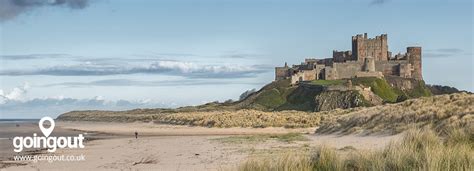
[135, 131, 138, 139]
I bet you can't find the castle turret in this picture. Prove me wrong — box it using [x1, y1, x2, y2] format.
[407, 47, 422, 80]
[364, 56, 376, 72]
[356, 56, 383, 78]
[275, 62, 290, 80]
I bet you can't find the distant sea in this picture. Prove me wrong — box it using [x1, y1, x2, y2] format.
[0, 119, 38, 124]
[0, 118, 81, 139]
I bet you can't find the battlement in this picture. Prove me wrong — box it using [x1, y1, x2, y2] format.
[333, 50, 353, 62]
[352, 33, 387, 41]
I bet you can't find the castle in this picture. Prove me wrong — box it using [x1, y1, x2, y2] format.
[275, 33, 422, 85]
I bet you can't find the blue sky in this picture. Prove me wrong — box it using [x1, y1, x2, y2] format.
[0, 0, 473, 118]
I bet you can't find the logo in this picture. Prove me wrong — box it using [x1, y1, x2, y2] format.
[13, 116, 85, 152]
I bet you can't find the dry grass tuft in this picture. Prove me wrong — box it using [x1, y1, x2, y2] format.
[239, 151, 313, 171]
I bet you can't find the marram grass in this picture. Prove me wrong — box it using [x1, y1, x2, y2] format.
[237, 128, 473, 171]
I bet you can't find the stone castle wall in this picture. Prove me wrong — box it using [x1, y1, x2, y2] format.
[375, 60, 410, 77]
[275, 67, 289, 80]
[291, 70, 317, 84]
[330, 61, 363, 79]
[329, 60, 410, 80]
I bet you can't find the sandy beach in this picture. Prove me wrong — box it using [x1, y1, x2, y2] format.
[0, 121, 401, 171]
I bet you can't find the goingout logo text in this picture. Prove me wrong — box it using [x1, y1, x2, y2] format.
[13, 117, 85, 152]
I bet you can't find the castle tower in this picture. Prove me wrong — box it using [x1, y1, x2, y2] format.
[352, 33, 388, 61]
[352, 34, 366, 61]
[407, 47, 422, 80]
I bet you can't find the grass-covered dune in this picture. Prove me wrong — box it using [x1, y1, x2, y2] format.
[316, 92, 473, 135]
[239, 128, 473, 171]
[59, 109, 349, 128]
[159, 109, 343, 128]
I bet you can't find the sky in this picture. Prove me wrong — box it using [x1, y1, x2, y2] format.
[0, 0, 473, 119]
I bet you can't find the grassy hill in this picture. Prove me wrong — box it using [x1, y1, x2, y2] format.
[236, 79, 324, 111]
[233, 77, 432, 111]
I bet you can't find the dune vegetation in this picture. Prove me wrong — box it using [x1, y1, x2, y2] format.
[237, 93, 473, 171]
[238, 128, 473, 171]
[159, 109, 325, 128]
[316, 92, 473, 135]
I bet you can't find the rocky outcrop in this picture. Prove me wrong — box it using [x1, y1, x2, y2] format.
[355, 86, 383, 105]
[385, 76, 416, 90]
[314, 90, 368, 112]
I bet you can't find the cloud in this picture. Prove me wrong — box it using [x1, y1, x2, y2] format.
[0, 54, 71, 60]
[41, 78, 266, 88]
[0, 0, 92, 22]
[434, 48, 464, 53]
[217, 50, 264, 59]
[370, 0, 389, 6]
[424, 48, 466, 58]
[1, 96, 158, 108]
[151, 52, 197, 57]
[0, 60, 271, 78]
[0, 82, 30, 103]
